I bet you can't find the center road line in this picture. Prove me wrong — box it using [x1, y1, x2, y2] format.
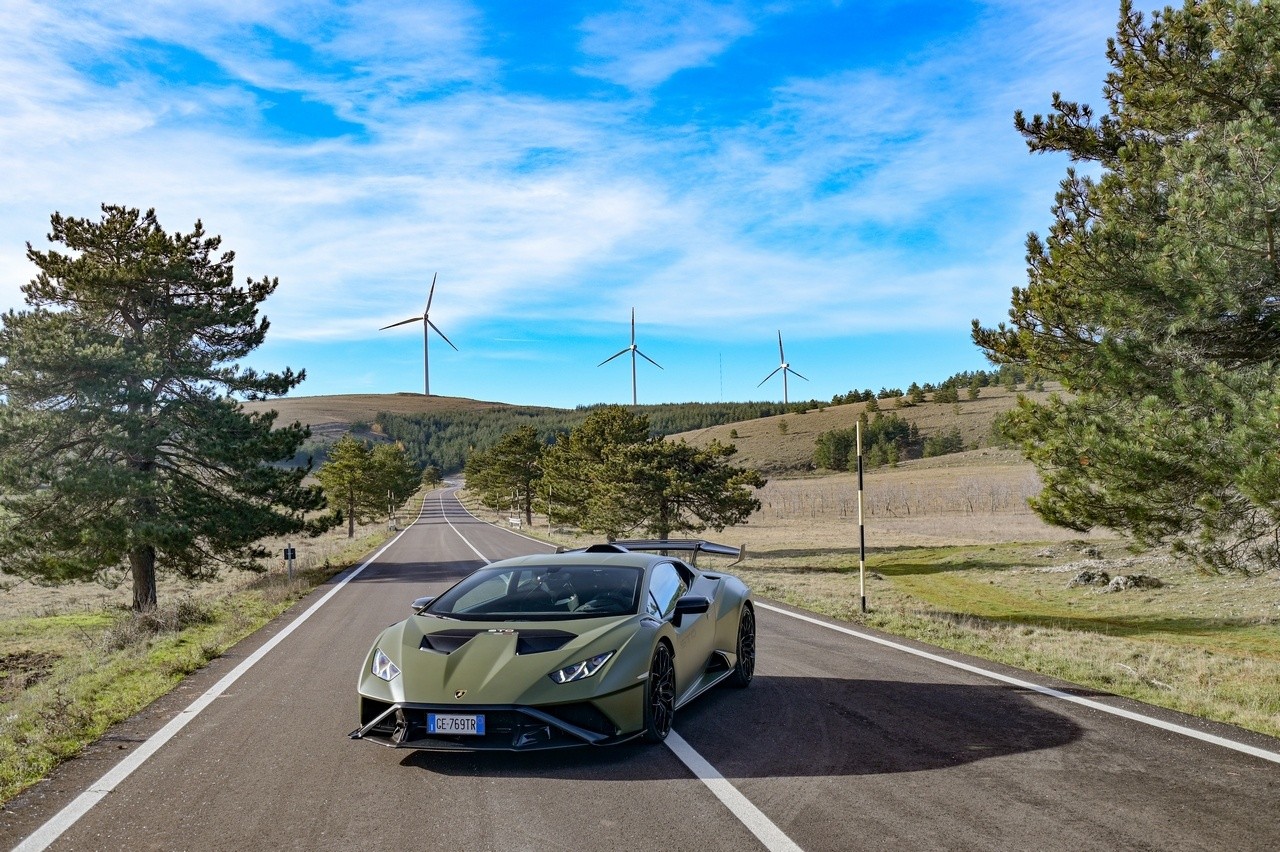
[665, 732, 804, 852]
[756, 601, 1280, 766]
[438, 489, 492, 564]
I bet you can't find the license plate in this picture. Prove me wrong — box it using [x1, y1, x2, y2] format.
[428, 713, 485, 735]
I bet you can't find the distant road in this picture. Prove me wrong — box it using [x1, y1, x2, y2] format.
[5, 487, 1279, 851]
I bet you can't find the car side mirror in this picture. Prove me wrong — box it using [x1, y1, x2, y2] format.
[411, 595, 435, 613]
[672, 594, 710, 627]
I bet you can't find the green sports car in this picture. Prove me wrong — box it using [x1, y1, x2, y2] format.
[350, 540, 756, 751]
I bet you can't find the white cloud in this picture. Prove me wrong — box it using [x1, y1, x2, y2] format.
[0, 0, 1119, 382]
[576, 0, 756, 90]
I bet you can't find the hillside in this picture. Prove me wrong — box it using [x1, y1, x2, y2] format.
[238, 386, 1053, 475]
[239, 393, 546, 459]
[670, 385, 1054, 474]
[239, 393, 529, 430]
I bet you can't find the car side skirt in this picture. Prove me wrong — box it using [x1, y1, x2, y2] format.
[675, 652, 736, 710]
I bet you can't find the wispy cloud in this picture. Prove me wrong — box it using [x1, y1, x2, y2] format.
[576, 0, 757, 91]
[0, 0, 1121, 403]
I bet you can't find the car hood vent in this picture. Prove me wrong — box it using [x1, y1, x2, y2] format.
[419, 628, 577, 655]
[420, 630, 482, 654]
[514, 630, 576, 654]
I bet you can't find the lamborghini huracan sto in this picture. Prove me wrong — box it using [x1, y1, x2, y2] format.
[350, 540, 756, 751]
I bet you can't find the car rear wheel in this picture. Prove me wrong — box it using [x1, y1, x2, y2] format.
[729, 605, 755, 687]
[642, 642, 675, 742]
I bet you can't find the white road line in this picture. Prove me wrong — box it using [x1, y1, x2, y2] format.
[440, 500, 808, 852]
[446, 483, 556, 548]
[756, 601, 1280, 766]
[437, 489, 492, 564]
[13, 497, 433, 852]
[666, 732, 804, 852]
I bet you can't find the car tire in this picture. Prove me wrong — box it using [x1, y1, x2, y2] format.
[728, 604, 755, 688]
[642, 642, 675, 742]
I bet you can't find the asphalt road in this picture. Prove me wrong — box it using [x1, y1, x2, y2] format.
[4, 487, 1280, 851]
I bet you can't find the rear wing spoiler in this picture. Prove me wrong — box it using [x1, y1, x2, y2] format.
[557, 539, 745, 567]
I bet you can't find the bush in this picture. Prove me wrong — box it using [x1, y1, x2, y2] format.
[923, 426, 965, 458]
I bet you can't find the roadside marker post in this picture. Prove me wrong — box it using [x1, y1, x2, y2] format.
[284, 545, 296, 580]
[857, 420, 867, 613]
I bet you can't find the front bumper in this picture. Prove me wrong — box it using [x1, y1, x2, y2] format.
[349, 695, 642, 751]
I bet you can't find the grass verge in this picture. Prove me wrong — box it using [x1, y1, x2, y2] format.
[0, 528, 394, 807]
[739, 542, 1280, 739]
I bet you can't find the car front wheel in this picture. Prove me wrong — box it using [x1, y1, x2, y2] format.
[642, 642, 675, 742]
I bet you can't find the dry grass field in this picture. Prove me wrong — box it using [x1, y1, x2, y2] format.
[670, 385, 1054, 473]
[0, 516, 394, 620]
[239, 391, 520, 425]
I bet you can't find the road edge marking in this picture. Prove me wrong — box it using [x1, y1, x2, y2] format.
[755, 601, 1280, 766]
[12, 497, 433, 852]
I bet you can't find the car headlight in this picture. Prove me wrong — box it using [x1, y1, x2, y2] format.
[549, 651, 615, 684]
[371, 647, 401, 682]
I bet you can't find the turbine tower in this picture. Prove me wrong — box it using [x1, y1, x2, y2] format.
[757, 330, 807, 404]
[379, 273, 458, 396]
[598, 308, 662, 406]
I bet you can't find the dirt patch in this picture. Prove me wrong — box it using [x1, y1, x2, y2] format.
[0, 650, 60, 701]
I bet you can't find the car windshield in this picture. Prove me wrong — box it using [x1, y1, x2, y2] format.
[425, 564, 643, 621]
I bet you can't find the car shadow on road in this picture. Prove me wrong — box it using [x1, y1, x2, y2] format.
[396, 675, 1083, 781]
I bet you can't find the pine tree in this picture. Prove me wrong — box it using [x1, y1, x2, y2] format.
[973, 1, 1280, 573]
[317, 438, 422, 536]
[0, 206, 325, 610]
[316, 436, 372, 538]
[369, 443, 423, 525]
[538, 406, 765, 540]
[539, 406, 650, 531]
[463, 426, 543, 525]
[603, 440, 766, 540]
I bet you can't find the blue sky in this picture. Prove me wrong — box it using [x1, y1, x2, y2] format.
[0, 1, 1119, 408]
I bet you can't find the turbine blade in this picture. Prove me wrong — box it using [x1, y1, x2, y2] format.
[380, 317, 423, 331]
[424, 272, 438, 313]
[598, 349, 629, 367]
[636, 349, 663, 370]
[777, 330, 785, 361]
[427, 319, 459, 351]
[631, 307, 636, 344]
[788, 367, 809, 382]
[757, 366, 783, 387]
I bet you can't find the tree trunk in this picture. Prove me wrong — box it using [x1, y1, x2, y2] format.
[653, 500, 672, 541]
[129, 545, 158, 612]
[347, 490, 356, 538]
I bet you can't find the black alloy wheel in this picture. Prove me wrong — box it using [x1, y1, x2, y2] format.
[643, 642, 676, 742]
[729, 605, 755, 687]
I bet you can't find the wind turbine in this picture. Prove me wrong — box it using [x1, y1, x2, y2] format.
[758, 330, 807, 404]
[379, 273, 458, 396]
[598, 308, 662, 406]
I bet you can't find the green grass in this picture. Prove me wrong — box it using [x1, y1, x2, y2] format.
[738, 542, 1280, 739]
[0, 529, 392, 807]
[0, 612, 117, 652]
